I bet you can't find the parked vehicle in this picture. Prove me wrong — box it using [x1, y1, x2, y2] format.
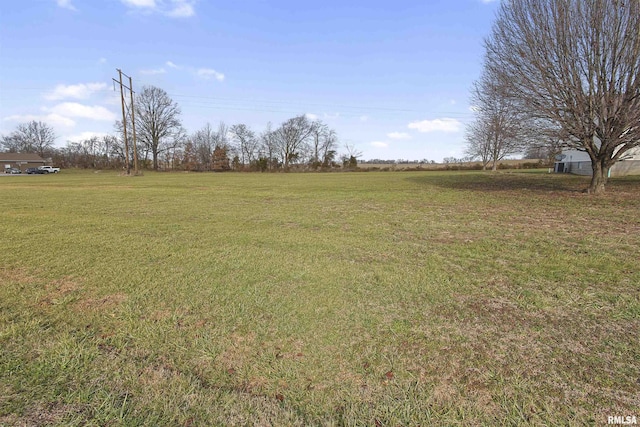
[5, 168, 21, 174]
[26, 167, 47, 174]
[38, 166, 60, 173]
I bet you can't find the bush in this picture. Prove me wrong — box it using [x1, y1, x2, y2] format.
[521, 160, 544, 169]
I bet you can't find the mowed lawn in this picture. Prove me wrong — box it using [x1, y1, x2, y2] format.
[1, 170, 638, 426]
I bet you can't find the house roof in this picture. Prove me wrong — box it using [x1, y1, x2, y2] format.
[0, 152, 45, 162]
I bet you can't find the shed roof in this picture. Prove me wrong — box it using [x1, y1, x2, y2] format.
[0, 153, 46, 162]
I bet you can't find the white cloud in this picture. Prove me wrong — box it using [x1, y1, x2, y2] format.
[4, 113, 76, 128]
[104, 92, 123, 107]
[359, 115, 370, 122]
[167, 0, 195, 17]
[121, 0, 156, 7]
[408, 118, 462, 133]
[371, 141, 389, 148]
[46, 103, 117, 122]
[65, 131, 110, 143]
[387, 132, 411, 140]
[146, 61, 224, 81]
[99, 57, 108, 64]
[140, 68, 167, 75]
[305, 112, 340, 121]
[197, 68, 225, 82]
[56, 0, 77, 10]
[120, 0, 195, 17]
[45, 83, 108, 101]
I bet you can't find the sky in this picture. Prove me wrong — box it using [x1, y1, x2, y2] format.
[0, 0, 501, 162]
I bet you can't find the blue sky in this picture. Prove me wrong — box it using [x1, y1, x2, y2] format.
[0, 0, 500, 161]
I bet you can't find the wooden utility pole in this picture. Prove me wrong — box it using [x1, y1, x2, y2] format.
[113, 69, 139, 175]
[126, 74, 139, 175]
[114, 69, 130, 175]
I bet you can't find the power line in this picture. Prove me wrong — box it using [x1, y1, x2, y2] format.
[167, 93, 417, 112]
[126, 76, 475, 116]
[3, 84, 476, 119]
[163, 96, 476, 119]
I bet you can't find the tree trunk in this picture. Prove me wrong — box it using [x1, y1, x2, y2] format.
[588, 159, 609, 194]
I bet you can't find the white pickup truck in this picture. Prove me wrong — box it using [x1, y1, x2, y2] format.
[38, 166, 61, 174]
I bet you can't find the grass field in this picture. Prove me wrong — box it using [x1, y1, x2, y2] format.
[1, 170, 638, 426]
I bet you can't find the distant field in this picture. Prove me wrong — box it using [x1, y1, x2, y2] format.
[1, 170, 638, 425]
[358, 158, 547, 170]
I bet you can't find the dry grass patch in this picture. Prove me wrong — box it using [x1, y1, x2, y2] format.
[0, 402, 90, 427]
[74, 292, 127, 312]
[0, 267, 38, 285]
[35, 277, 81, 308]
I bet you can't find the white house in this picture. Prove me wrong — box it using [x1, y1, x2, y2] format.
[554, 146, 640, 177]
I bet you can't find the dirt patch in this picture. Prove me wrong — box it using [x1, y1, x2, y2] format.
[35, 277, 82, 307]
[0, 402, 89, 426]
[139, 360, 181, 387]
[216, 333, 258, 372]
[0, 267, 37, 284]
[146, 309, 172, 322]
[74, 293, 127, 312]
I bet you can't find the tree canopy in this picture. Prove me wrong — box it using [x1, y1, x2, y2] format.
[483, 0, 640, 193]
[0, 121, 56, 157]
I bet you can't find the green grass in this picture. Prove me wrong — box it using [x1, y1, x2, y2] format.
[1, 170, 638, 425]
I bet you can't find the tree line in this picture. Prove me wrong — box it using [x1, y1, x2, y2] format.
[1, 86, 358, 172]
[466, 0, 640, 193]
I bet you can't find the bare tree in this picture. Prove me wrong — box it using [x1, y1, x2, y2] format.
[101, 135, 123, 168]
[134, 86, 183, 170]
[484, 0, 640, 193]
[320, 128, 338, 169]
[213, 122, 229, 150]
[229, 124, 259, 169]
[260, 122, 279, 171]
[190, 123, 217, 170]
[309, 121, 327, 169]
[465, 119, 493, 170]
[181, 140, 197, 171]
[1, 121, 56, 156]
[465, 77, 525, 170]
[309, 121, 339, 170]
[53, 135, 123, 169]
[272, 115, 316, 170]
[521, 119, 565, 164]
[208, 122, 231, 171]
[183, 122, 228, 171]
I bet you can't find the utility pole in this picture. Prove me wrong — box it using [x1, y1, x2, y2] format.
[113, 70, 130, 174]
[113, 69, 139, 175]
[127, 75, 139, 175]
